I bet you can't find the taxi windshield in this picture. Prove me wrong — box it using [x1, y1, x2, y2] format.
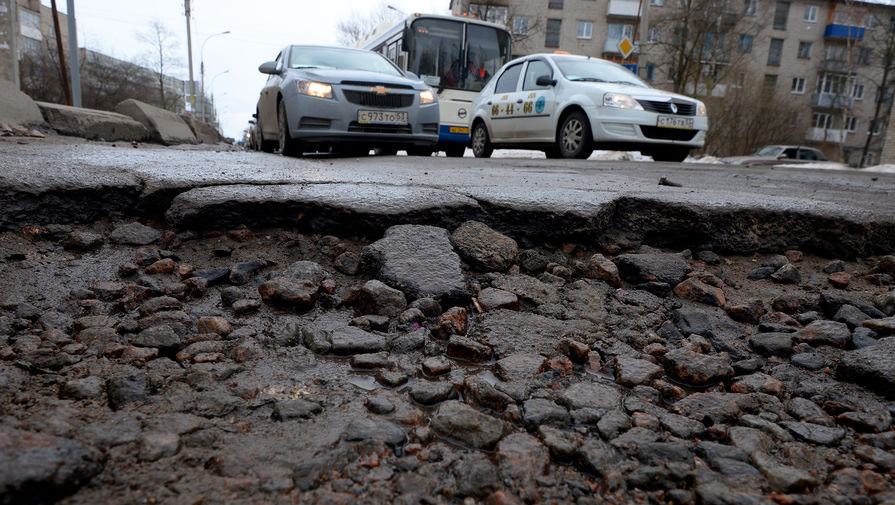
[554, 57, 648, 87]
[289, 47, 403, 77]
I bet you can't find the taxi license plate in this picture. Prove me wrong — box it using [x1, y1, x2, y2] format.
[657, 115, 694, 129]
[358, 110, 408, 125]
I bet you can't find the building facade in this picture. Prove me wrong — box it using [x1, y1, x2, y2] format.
[451, 0, 895, 165]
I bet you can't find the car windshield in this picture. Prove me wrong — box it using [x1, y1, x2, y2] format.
[289, 47, 403, 77]
[754, 146, 784, 157]
[553, 57, 648, 87]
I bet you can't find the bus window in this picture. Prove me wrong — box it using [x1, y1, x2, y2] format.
[388, 42, 398, 64]
[465, 24, 510, 91]
[407, 19, 464, 90]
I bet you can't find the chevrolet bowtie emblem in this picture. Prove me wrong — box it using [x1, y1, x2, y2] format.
[371, 86, 390, 95]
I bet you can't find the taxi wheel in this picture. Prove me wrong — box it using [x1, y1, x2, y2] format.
[445, 145, 466, 157]
[277, 102, 302, 157]
[557, 111, 593, 159]
[471, 122, 493, 158]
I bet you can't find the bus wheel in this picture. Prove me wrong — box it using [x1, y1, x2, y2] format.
[445, 145, 466, 157]
[471, 122, 493, 158]
[408, 147, 434, 156]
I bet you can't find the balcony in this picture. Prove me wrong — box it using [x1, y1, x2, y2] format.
[824, 24, 865, 40]
[811, 93, 853, 109]
[806, 127, 844, 143]
[607, 0, 641, 17]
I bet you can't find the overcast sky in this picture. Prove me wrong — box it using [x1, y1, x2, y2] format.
[57, 0, 449, 139]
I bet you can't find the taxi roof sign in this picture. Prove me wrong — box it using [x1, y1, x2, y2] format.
[617, 38, 635, 59]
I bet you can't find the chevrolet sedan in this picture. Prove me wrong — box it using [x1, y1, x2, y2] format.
[256, 45, 439, 156]
[469, 53, 708, 161]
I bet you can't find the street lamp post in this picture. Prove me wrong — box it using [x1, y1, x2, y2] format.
[208, 70, 229, 125]
[200, 30, 230, 122]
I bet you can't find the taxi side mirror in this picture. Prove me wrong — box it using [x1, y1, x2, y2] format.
[536, 75, 556, 87]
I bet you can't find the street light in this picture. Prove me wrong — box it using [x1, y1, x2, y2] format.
[208, 70, 229, 125]
[200, 30, 230, 122]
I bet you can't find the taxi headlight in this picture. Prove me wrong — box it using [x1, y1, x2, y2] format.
[420, 89, 436, 104]
[603, 93, 643, 110]
[697, 101, 707, 116]
[297, 80, 333, 99]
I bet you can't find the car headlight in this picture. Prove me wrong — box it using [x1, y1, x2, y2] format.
[297, 80, 333, 99]
[420, 89, 436, 105]
[697, 101, 707, 116]
[603, 93, 643, 110]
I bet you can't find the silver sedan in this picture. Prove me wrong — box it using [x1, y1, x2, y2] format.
[255, 45, 439, 156]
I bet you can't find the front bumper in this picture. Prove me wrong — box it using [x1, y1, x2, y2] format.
[585, 106, 708, 148]
[283, 87, 439, 148]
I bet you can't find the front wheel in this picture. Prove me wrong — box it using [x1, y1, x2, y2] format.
[471, 122, 493, 158]
[277, 101, 302, 157]
[557, 111, 593, 159]
[649, 146, 690, 162]
[445, 145, 466, 157]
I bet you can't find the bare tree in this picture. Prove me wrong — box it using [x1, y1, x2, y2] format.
[137, 20, 182, 112]
[19, 41, 66, 104]
[452, 0, 542, 50]
[858, 14, 895, 167]
[702, 75, 806, 156]
[644, 0, 764, 95]
[337, 1, 403, 47]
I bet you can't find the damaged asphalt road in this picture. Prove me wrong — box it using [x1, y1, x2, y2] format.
[1, 138, 894, 505]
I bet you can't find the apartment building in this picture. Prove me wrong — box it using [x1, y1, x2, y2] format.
[450, 0, 895, 165]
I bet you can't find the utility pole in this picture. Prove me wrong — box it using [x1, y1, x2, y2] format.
[66, 0, 80, 106]
[50, 0, 72, 105]
[185, 0, 195, 115]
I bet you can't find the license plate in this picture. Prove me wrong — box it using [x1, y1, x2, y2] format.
[358, 110, 408, 125]
[657, 115, 694, 129]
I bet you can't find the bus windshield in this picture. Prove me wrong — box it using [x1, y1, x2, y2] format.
[408, 18, 510, 92]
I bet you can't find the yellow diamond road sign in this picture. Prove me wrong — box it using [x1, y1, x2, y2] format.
[618, 38, 635, 58]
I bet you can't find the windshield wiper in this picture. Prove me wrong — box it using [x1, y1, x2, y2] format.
[569, 77, 606, 82]
[292, 65, 321, 69]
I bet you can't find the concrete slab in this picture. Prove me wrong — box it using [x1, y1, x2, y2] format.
[181, 115, 225, 144]
[115, 99, 196, 145]
[0, 79, 47, 131]
[37, 102, 149, 142]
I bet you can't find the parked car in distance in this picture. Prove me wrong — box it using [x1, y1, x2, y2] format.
[255, 45, 439, 156]
[468, 53, 707, 161]
[724, 145, 838, 167]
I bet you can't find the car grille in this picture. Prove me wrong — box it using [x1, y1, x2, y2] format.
[640, 125, 699, 141]
[422, 123, 438, 135]
[637, 100, 697, 116]
[343, 90, 414, 108]
[340, 81, 415, 90]
[348, 122, 413, 134]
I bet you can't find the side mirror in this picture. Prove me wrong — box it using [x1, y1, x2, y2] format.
[402, 27, 413, 52]
[536, 75, 556, 87]
[258, 61, 279, 75]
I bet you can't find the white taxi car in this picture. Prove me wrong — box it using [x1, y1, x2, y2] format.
[469, 53, 708, 162]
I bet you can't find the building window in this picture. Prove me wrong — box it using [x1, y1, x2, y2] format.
[797, 41, 812, 59]
[813, 112, 833, 129]
[648, 27, 660, 42]
[768, 38, 784, 66]
[19, 8, 42, 41]
[852, 83, 865, 99]
[645, 63, 656, 80]
[845, 116, 857, 132]
[825, 44, 846, 62]
[804, 5, 818, 22]
[872, 120, 882, 135]
[858, 47, 872, 65]
[792, 76, 806, 93]
[578, 21, 593, 39]
[740, 34, 753, 53]
[469, 4, 508, 24]
[744, 0, 758, 16]
[876, 86, 890, 103]
[513, 16, 530, 35]
[650, 0, 664, 5]
[608, 23, 634, 41]
[774, 2, 790, 29]
[549, 0, 563, 9]
[545, 18, 562, 47]
[818, 73, 848, 95]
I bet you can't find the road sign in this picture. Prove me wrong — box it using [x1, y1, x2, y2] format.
[618, 38, 635, 59]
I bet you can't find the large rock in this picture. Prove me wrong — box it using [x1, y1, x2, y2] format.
[450, 220, 518, 272]
[431, 400, 506, 449]
[37, 102, 149, 141]
[838, 337, 895, 398]
[0, 79, 46, 130]
[0, 427, 104, 503]
[362, 225, 468, 303]
[663, 348, 734, 386]
[181, 114, 225, 144]
[115, 98, 196, 145]
[614, 251, 690, 285]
